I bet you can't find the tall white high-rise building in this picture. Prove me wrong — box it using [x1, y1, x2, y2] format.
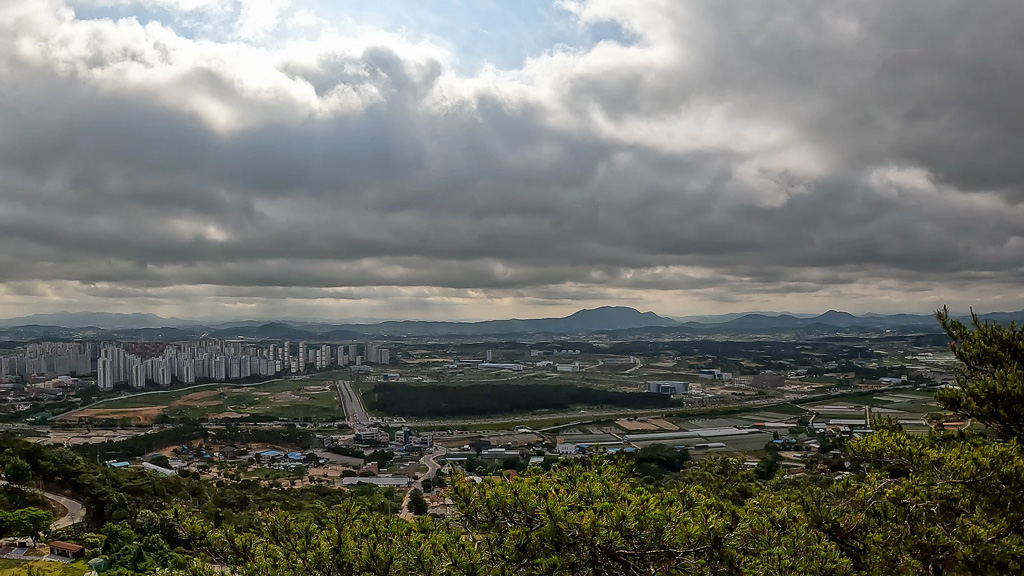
[129, 360, 146, 389]
[366, 342, 379, 365]
[97, 357, 114, 391]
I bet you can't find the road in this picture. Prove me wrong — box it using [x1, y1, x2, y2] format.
[0, 481, 85, 530]
[421, 446, 447, 482]
[399, 446, 447, 520]
[337, 380, 369, 424]
[44, 488, 85, 530]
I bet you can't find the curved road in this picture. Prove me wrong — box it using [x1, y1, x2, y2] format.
[399, 446, 447, 520]
[43, 488, 85, 530]
[0, 481, 84, 530]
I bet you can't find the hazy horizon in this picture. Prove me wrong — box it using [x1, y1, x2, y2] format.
[1, 1, 1022, 320]
[0, 304, 1014, 326]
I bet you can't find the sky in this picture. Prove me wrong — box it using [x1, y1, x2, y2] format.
[1, 0, 1023, 321]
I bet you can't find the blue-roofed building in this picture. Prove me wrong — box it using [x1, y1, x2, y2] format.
[259, 450, 284, 460]
[105, 461, 130, 469]
[286, 452, 304, 461]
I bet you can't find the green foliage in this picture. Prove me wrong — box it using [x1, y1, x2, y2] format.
[0, 434, 403, 574]
[3, 456, 32, 486]
[407, 488, 427, 516]
[936, 307, 1024, 440]
[633, 443, 690, 479]
[752, 451, 781, 480]
[364, 450, 394, 466]
[72, 425, 316, 462]
[0, 507, 53, 536]
[186, 462, 853, 576]
[365, 382, 674, 417]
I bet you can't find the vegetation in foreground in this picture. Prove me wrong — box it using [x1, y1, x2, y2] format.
[0, 559, 90, 576]
[0, 309, 1022, 575]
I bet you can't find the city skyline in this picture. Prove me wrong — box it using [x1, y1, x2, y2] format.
[1, 1, 1023, 320]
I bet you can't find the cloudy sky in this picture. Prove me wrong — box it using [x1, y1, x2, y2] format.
[1, 0, 1022, 321]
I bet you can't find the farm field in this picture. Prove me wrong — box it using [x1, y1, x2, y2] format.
[800, 388, 941, 426]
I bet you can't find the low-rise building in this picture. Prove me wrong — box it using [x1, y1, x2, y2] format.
[478, 363, 525, 371]
[48, 541, 85, 560]
[647, 381, 689, 394]
[556, 362, 584, 373]
[556, 442, 578, 455]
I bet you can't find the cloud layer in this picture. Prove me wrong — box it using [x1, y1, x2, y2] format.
[1, 0, 1022, 319]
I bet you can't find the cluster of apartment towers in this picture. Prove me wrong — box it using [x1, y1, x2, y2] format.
[96, 340, 390, 391]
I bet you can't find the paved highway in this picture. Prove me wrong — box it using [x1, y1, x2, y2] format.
[337, 380, 369, 424]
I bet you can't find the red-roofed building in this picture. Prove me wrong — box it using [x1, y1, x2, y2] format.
[48, 541, 85, 560]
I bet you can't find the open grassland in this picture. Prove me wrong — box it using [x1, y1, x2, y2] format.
[62, 377, 342, 423]
[0, 559, 90, 576]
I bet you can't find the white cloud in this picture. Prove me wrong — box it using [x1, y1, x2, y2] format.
[1, 0, 1023, 318]
[235, 0, 290, 41]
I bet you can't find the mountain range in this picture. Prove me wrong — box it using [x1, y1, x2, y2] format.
[0, 306, 1020, 340]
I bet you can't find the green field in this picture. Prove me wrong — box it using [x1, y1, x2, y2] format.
[0, 559, 90, 576]
[83, 377, 343, 422]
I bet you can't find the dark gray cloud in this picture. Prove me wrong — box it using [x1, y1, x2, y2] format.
[0, 0, 1022, 319]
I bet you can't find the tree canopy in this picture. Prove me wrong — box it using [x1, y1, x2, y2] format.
[936, 306, 1024, 440]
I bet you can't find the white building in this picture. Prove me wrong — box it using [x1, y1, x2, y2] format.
[479, 363, 524, 371]
[556, 442, 578, 454]
[96, 357, 114, 391]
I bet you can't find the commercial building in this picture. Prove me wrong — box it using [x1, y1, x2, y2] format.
[647, 381, 689, 394]
[698, 369, 732, 381]
[479, 363, 525, 371]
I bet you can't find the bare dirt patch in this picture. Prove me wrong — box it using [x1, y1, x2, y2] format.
[488, 433, 542, 447]
[616, 418, 658, 431]
[173, 389, 220, 404]
[60, 406, 166, 425]
[271, 392, 302, 402]
[648, 418, 680, 431]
